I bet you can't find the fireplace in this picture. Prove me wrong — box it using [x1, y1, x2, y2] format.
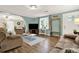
[29, 24, 38, 34]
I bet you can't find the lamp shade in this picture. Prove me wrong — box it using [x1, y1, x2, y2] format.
[74, 18, 79, 24]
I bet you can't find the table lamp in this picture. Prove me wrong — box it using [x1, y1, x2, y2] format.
[74, 18, 79, 34]
[74, 18, 79, 24]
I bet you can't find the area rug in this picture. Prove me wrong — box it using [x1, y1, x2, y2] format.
[21, 35, 46, 46]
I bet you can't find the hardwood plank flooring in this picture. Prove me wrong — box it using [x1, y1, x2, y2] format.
[6, 36, 59, 53]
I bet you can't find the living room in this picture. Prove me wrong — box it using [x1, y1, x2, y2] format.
[0, 5, 79, 53]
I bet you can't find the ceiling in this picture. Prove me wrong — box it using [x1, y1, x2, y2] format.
[0, 5, 79, 18]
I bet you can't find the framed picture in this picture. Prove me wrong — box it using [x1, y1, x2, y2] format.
[17, 22, 20, 25]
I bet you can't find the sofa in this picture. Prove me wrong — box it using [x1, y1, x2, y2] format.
[0, 28, 23, 53]
[49, 34, 79, 53]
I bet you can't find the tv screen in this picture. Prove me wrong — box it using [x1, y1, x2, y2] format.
[29, 24, 38, 29]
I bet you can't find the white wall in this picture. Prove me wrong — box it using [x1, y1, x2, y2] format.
[62, 11, 79, 35]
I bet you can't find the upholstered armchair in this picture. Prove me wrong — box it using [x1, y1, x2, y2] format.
[0, 28, 23, 53]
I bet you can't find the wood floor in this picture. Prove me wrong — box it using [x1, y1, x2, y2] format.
[6, 36, 59, 53]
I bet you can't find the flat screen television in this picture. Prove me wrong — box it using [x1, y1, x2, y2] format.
[29, 24, 38, 29]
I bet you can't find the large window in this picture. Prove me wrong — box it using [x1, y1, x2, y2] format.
[6, 20, 16, 35]
[39, 17, 49, 35]
[39, 17, 49, 29]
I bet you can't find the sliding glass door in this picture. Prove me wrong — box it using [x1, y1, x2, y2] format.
[51, 15, 61, 36]
[52, 19, 60, 36]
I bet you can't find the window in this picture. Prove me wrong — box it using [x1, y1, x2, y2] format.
[6, 20, 16, 35]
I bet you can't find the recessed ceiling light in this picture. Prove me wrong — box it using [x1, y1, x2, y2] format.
[27, 5, 40, 10]
[30, 5, 37, 9]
